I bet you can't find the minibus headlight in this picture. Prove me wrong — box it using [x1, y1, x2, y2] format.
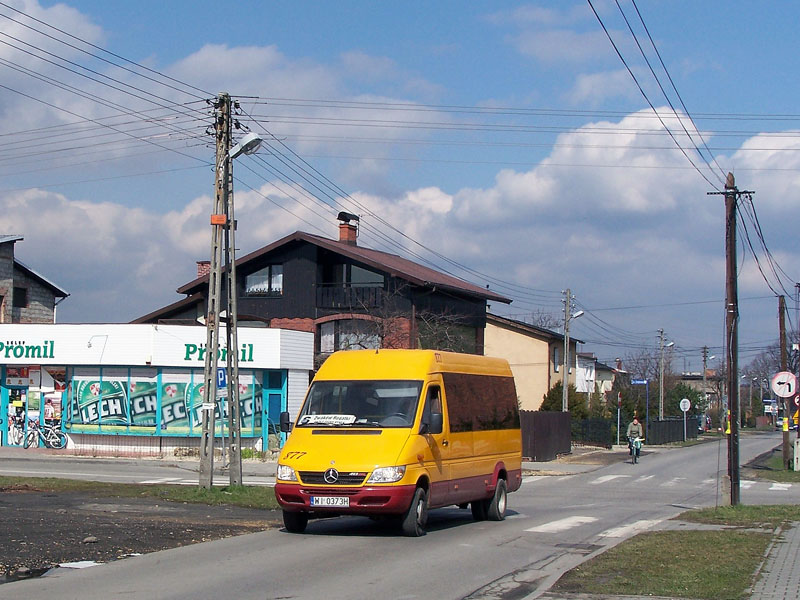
[277, 464, 298, 481]
[367, 466, 406, 484]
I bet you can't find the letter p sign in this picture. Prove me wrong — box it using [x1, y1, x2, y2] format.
[217, 367, 227, 390]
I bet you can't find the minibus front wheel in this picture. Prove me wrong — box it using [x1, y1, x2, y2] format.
[400, 487, 429, 537]
[283, 510, 309, 533]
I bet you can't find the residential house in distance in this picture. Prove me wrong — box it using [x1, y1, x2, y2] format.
[134, 215, 511, 364]
[484, 313, 583, 412]
[0, 235, 68, 324]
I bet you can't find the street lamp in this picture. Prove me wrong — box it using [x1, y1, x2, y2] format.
[199, 92, 263, 490]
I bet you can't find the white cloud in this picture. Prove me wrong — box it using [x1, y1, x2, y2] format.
[567, 69, 640, 105]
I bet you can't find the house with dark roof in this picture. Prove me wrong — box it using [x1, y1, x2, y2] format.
[484, 313, 582, 411]
[134, 217, 510, 364]
[0, 235, 69, 323]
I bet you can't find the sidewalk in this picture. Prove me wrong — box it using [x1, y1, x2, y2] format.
[748, 521, 800, 600]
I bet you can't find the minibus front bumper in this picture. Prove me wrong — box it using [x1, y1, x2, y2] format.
[275, 482, 417, 515]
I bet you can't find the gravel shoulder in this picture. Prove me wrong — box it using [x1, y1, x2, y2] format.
[0, 482, 281, 581]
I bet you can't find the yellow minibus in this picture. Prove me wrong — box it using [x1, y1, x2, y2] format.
[274, 349, 522, 536]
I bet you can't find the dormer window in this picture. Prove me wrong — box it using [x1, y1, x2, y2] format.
[245, 265, 283, 296]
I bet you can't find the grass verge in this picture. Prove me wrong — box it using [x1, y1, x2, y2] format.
[553, 504, 800, 599]
[0, 475, 281, 510]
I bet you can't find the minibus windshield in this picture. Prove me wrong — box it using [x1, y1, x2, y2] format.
[297, 380, 422, 428]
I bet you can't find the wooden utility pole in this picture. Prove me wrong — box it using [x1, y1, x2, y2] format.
[780, 294, 790, 469]
[724, 173, 740, 505]
[199, 93, 232, 489]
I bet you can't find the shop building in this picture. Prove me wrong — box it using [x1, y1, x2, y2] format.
[0, 323, 313, 456]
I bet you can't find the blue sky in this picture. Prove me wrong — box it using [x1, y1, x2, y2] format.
[1, 0, 799, 374]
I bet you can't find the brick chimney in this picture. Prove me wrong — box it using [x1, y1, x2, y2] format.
[196, 260, 211, 278]
[337, 211, 359, 246]
[339, 222, 357, 245]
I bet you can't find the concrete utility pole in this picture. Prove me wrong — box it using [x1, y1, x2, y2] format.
[199, 93, 232, 489]
[562, 289, 572, 412]
[561, 290, 585, 412]
[658, 329, 673, 420]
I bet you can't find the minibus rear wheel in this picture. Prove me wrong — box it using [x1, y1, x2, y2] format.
[486, 479, 507, 521]
[401, 487, 428, 537]
[283, 510, 309, 533]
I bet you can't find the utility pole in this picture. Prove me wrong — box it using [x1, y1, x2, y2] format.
[796, 283, 800, 442]
[199, 93, 232, 489]
[780, 294, 790, 469]
[223, 104, 243, 487]
[724, 173, 740, 504]
[658, 329, 672, 420]
[562, 289, 572, 412]
[702, 346, 710, 423]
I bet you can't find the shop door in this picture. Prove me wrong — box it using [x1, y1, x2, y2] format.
[0, 385, 6, 445]
[5, 388, 28, 446]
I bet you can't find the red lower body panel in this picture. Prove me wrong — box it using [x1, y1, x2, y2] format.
[275, 482, 417, 515]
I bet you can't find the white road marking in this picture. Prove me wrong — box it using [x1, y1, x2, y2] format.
[660, 477, 686, 487]
[636, 475, 655, 482]
[526, 516, 598, 533]
[598, 519, 663, 538]
[770, 483, 792, 491]
[590, 475, 630, 485]
[740, 480, 756, 489]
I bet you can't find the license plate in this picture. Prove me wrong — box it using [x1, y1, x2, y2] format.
[311, 496, 349, 507]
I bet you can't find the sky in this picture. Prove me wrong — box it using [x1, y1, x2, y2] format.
[1, 0, 799, 375]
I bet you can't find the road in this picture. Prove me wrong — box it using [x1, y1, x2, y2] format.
[0, 433, 793, 600]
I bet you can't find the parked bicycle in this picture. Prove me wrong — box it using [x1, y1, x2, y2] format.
[9, 415, 25, 445]
[628, 436, 643, 464]
[23, 419, 67, 449]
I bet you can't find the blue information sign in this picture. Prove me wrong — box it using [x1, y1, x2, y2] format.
[217, 367, 227, 389]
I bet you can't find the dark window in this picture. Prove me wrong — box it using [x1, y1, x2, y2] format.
[13, 287, 27, 308]
[245, 265, 283, 296]
[442, 373, 519, 432]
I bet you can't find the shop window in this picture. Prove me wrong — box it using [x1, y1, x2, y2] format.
[13, 287, 27, 308]
[245, 265, 283, 296]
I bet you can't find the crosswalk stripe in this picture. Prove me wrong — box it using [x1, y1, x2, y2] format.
[526, 516, 598, 533]
[598, 519, 663, 538]
[590, 475, 630, 485]
[770, 483, 792, 491]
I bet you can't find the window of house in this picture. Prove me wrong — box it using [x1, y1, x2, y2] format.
[245, 265, 283, 296]
[13, 287, 27, 308]
[553, 346, 560, 372]
[318, 319, 380, 354]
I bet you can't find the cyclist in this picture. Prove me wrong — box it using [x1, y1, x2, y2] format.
[626, 416, 644, 459]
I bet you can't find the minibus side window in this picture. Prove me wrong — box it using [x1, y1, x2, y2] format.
[420, 386, 443, 435]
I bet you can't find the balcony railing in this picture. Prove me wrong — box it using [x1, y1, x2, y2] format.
[317, 286, 383, 309]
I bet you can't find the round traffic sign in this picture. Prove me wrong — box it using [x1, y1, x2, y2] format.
[771, 372, 797, 398]
[679, 398, 691, 412]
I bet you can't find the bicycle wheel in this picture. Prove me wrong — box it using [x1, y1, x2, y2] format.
[23, 430, 38, 449]
[49, 431, 67, 449]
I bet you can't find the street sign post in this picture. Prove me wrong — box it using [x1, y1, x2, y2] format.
[680, 398, 691, 441]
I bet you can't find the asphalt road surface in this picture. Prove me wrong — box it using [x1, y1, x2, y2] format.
[0, 432, 792, 600]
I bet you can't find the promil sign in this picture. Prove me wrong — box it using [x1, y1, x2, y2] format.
[183, 343, 255, 363]
[0, 340, 56, 360]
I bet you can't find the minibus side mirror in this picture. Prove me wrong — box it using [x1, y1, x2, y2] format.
[420, 412, 443, 435]
[279, 411, 292, 433]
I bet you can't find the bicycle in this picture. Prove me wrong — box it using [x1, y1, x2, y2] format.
[23, 419, 67, 449]
[628, 436, 643, 464]
[9, 415, 25, 445]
